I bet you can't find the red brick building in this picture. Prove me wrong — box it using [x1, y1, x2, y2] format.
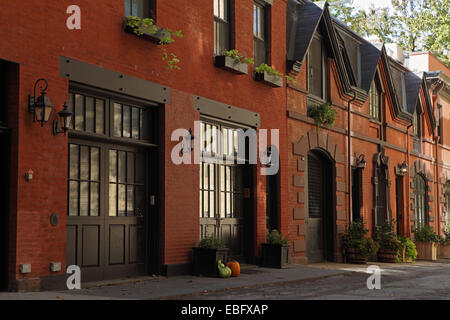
[0, 0, 448, 292]
[0, 0, 289, 291]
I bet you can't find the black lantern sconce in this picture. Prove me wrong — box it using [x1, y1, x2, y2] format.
[28, 78, 54, 126]
[356, 154, 367, 169]
[182, 128, 195, 154]
[53, 102, 73, 136]
[397, 161, 408, 176]
[262, 146, 272, 168]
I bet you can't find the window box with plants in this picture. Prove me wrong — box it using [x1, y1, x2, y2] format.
[414, 224, 438, 261]
[124, 16, 176, 44]
[192, 236, 229, 277]
[374, 221, 402, 263]
[260, 230, 290, 268]
[342, 220, 379, 264]
[253, 64, 284, 87]
[214, 50, 253, 75]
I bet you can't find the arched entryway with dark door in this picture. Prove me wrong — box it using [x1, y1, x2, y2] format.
[306, 149, 335, 263]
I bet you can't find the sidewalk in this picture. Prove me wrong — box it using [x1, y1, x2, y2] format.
[0, 261, 443, 300]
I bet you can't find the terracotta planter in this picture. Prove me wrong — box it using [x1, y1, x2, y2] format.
[377, 248, 399, 263]
[415, 241, 437, 261]
[438, 244, 450, 259]
[345, 248, 367, 264]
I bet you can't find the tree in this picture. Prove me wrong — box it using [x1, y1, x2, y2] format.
[313, 0, 449, 66]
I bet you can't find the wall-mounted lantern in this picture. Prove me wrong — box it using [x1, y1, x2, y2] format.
[28, 78, 53, 126]
[356, 154, 367, 169]
[182, 128, 195, 154]
[53, 102, 73, 136]
[397, 161, 408, 176]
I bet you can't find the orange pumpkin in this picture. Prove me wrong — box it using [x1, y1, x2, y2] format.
[226, 260, 240, 277]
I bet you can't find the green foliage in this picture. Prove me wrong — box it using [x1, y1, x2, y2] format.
[125, 16, 183, 70]
[374, 220, 402, 251]
[342, 220, 379, 258]
[255, 63, 297, 84]
[266, 229, 289, 245]
[414, 224, 440, 243]
[223, 49, 254, 65]
[307, 103, 337, 132]
[397, 236, 418, 262]
[198, 236, 227, 249]
[313, 0, 450, 66]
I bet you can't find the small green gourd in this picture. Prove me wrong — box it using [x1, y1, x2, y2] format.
[217, 260, 232, 278]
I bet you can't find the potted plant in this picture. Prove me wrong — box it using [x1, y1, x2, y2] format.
[438, 223, 450, 259]
[307, 103, 337, 133]
[342, 220, 379, 264]
[374, 220, 402, 263]
[397, 236, 417, 262]
[214, 49, 253, 75]
[192, 236, 229, 277]
[260, 230, 290, 268]
[414, 224, 439, 261]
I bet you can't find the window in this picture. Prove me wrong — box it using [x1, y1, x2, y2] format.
[437, 104, 442, 144]
[412, 106, 422, 153]
[307, 36, 328, 101]
[253, 1, 268, 67]
[124, 0, 156, 19]
[369, 80, 381, 121]
[352, 168, 362, 221]
[199, 120, 245, 235]
[414, 175, 428, 227]
[445, 181, 450, 223]
[67, 91, 157, 143]
[214, 0, 231, 56]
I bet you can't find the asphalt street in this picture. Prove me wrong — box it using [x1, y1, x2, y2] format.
[165, 261, 450, 300]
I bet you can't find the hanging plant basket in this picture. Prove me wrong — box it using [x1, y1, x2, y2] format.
[307, 102, 337, 132]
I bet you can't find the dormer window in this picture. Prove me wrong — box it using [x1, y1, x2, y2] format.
[369, 79, 381, 121]
[307, 35, 328, 101]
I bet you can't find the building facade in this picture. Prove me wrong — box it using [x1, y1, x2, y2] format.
[0, 0, 448, 291]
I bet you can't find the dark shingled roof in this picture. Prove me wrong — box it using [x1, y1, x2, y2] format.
[286, 0, 324, 66]
[360, 43, 382, 92]
[404, 72, 422, 114]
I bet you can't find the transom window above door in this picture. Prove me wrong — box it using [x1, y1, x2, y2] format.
[67, 90, 157, 144]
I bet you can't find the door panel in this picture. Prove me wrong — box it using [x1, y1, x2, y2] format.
[67, 139, 148, 280]
[307, 151, 334, 263]
[307, 153, 324, 263]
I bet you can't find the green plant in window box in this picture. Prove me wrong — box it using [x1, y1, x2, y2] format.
[255, 63, 296, 85]
[223, 49, 254, 65]
[307, 102, 337, 132]
[125, 16, 183, 70]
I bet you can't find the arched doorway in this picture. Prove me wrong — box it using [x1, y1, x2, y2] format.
[306, 149, 335, 263]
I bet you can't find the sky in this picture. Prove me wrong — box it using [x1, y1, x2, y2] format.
[352, 0, 393, 10]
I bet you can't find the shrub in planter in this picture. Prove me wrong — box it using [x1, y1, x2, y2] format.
[414, 224, 439, 261]
[192, 236, 229, 277]
[397, 236, 417, 262]
[342, 220, 379, 264]
[438, 223, 450, 259]
[260, 230, 290, 268]
[374, 220, 402, 263]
